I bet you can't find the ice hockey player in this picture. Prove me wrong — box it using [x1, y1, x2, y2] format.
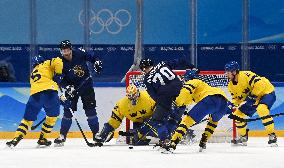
[95, 84, 186, 145]
[6, 55, 63, 148]
[54, 40, 103, 146]
[161, 69, 231, 153]
[95, 85, 155, 145]
[225, 61, 277, 146]
[138, 58, 183, 145]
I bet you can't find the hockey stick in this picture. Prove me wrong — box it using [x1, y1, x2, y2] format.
[229, 112, 284, 122]
[68, 107, 101, 147]
[31, 76, 91, 130]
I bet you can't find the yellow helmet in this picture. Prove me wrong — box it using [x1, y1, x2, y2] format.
[126, 85, 140, 105]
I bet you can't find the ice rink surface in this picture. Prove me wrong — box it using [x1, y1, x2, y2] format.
[1, 138, 284, 168]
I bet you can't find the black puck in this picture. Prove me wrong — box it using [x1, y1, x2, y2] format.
[129, 146, 133, 149]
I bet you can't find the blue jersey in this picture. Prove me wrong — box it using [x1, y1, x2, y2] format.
[61, 49, 98, 87]
[144, 61, 182, 101]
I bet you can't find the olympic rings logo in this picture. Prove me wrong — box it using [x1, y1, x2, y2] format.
[79, 9, 132, 35]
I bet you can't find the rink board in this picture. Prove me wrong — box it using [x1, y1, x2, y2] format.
[0, 83, 283, 139]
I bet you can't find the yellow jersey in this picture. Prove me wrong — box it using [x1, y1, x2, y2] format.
[30, 57, 63, 95]
[228, 71, 274, 106]
[175, 79, 227, 107]
[107, 90, 156, 129]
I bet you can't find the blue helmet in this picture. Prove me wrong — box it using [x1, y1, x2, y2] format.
[184, 69, 199, 81]
[139, 58, 153, 70]
[224, 61, 240, 72]
[32, 55, 45, 67]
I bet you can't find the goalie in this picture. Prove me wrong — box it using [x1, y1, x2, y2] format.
[95, 85, 185, 145]
[225, 61, 277, 146]
[162, 69, 231, 153]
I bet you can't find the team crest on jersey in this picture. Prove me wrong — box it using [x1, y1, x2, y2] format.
[73, 65, 85, 77]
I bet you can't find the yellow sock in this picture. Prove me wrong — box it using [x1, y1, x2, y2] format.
[14, 119, 33, 138]
[171, 115, 196, 143]
[204, 117, 218, 140]
[257, 104, 275, 135]
[40, 116, 57, 138]
[234, 109, 248, 136]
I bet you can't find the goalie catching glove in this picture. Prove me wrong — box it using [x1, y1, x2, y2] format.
[94, 60, 103, 74]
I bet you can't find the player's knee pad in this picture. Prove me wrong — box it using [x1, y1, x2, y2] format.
[256, 104, 270, 117]
[181, 115, 196, 128]
[152, 104, 170, 122]
[63, 108, 73, 118]
[45, 116, 57, 126]
[85, 108, 97, 118]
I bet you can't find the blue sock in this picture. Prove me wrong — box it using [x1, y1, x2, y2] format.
[87, 116, 99, 135]
[60, 117, 72, 137]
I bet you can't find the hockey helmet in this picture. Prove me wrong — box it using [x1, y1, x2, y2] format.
[224, 61, 240, 72]
[184, 69, 199, 81]
[32, 55, 45, 68]
[126, 85, 140, 105]
[60, 40, 72, 49]
[139, 58, 153, 71]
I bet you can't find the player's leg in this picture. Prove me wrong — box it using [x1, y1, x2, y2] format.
[81, 87, 99, 141]
[168, 96, 217, 151]
[54, 95, 79, 146]
[39, 90, 60, 147]
[6, 93, 42, 147]
[199, 95, 228, 151]
[256, 92, 277, 146]
[231, 108, 250, 146]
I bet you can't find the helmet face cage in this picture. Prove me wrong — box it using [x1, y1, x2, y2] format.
[60, 40, 72, 49]
[126, 85, 140, 105]
[224, 61, 240, 72]
[139, 58, 153, 70]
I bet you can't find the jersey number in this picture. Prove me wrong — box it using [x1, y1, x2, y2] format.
[152, 67, 175, 85]
[31, 69, 41, 82]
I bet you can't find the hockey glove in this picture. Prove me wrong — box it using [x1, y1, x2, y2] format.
[53, 74, 64, 85]
[96, 123, 115, 143]
[66, 85, 75, 98]
[244, 94, 257, 106]
[94, 60, 103, 74]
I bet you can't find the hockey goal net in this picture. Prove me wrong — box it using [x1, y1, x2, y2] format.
[118, 70, 236, 144]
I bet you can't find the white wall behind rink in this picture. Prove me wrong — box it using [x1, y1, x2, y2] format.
[68, 87, 126, 131]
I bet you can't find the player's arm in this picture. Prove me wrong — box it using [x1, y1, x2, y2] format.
[97, 103, 125, 142]
[51, 57, 65, 85]
[80, 49, 103, 74]
[246, 72, 265, 96]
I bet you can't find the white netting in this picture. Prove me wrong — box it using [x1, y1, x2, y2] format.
[118, 70, 235, 144]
